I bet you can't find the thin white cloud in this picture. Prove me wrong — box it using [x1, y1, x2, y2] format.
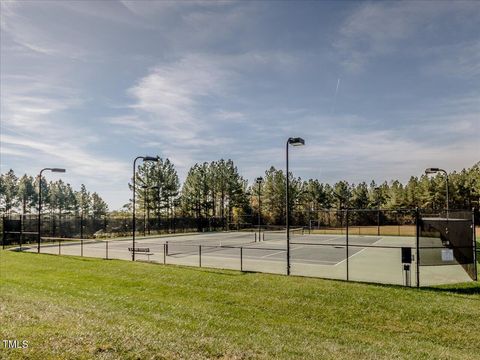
[334, 1, 480, 72]
[1, 74, 130, 187]
[2, 134, 128, 179]
[112, 51, 299, 143]
[0, 1, 87, 59]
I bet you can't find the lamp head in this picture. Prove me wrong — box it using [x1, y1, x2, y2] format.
[143, 156, 159, 162]
[425, 167, 441, 174]
[288, 137, 305, 146]
[51, 168, 66, 173]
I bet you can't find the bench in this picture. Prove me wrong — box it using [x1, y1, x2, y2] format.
[128, 247, 153, 261]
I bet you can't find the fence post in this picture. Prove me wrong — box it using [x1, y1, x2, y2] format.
[240, 247, 243, 272]
[415, 208, 420, 288]
[199, 245, 202, 267]
[2, 215, 4, 250]
[346, 209, 349, 282]
[396, 212, 400, 236]
[19, 215, 23, 251]
[377, 210, 380, 236]
[473, 208, 477, 281]
[80, 213, 84, 239]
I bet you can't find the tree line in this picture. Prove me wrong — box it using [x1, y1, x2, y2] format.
[129, 157, 479, 226]
[0, 170, 108, 218]
[248, 163, 480, 225]
[2, 160, 479, 226]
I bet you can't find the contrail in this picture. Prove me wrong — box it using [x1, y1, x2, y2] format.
[331, 77, 341, 114]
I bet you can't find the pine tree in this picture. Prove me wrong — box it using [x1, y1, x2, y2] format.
[17, 175, 36, 214]
[91, 192, 108, 218]
[0, 169, 19, 215]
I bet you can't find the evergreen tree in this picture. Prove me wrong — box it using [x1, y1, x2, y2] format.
[91, 192, 108, 218]
[0, 169, 19, 214]
[17, 175, 36, 214]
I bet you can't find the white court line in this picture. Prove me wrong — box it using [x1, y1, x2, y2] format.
[260, 249, 287, 258]
[201, 250, 339, 265]
[334, 237, 384, 267]
[260, 243, 312, 259]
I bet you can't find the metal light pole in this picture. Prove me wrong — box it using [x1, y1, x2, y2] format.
[286, 137, 305, 275]
[255, 177, 263, 242]
[37, 168, 66, 253]
[132, 156, 159, 261]
[425, 168, 449, 219]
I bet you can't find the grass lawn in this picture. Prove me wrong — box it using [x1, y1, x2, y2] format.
[1, 251, 479, 359]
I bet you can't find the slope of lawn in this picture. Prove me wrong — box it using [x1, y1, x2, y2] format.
[1, 250, 479, 359]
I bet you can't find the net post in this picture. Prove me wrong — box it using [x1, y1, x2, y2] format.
[106, 241, 108, 260]
[81, 238, 84, 257]
[415, 207, 420, 288]
[199, 245, 202, 267]
[346, 209, 349, 282]
[473, 207, 478, 281]
[59, 239, 61, 255]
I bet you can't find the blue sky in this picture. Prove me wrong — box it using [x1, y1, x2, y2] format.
[1, 0, 479, 209]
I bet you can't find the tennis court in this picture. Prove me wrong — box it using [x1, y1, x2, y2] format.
[19, 223, 474, 287]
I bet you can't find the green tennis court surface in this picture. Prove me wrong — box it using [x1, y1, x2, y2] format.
[20, 230, 473, 286]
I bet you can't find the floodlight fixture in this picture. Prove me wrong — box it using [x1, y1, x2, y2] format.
[143, 156, 159, 162]
[425, 167, 442, 174]
[255, 177, 263, 184]
[288, 137, 305, 146]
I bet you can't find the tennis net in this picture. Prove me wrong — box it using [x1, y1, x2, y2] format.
[262, 227, 304, 241]
[166, 231, 257, 256]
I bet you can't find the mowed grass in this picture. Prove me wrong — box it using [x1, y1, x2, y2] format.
[1, 251, 479, 360]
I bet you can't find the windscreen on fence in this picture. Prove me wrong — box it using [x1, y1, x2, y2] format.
[418, 211, 476, 281]
[2, 217, 39, 247]
[2, 214, 233, 242]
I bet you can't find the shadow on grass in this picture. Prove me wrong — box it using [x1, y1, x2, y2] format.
[423, 283, 480, 296]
